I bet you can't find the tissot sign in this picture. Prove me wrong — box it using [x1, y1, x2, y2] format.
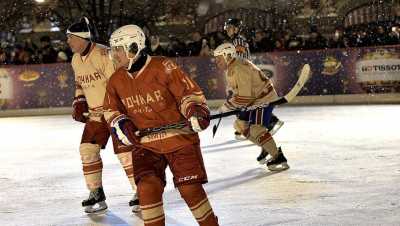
[356, 59, 400, 82]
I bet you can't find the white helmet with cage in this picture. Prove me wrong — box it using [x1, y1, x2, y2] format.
[109, 24, 146, 68]
[213, 43, 237, 63]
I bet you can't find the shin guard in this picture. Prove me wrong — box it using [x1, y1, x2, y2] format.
[116, 152, 136, 191]
[246, 124, 279, 158]
[80, 143, 103, 190]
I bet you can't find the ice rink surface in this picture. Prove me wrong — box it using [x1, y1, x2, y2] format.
[0, 105, 399, 226]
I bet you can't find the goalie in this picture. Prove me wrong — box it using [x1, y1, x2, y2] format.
[213, 43, 289, 171]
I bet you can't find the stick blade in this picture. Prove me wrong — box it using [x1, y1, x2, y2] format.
[301, 64, 311, 82]
[212, 125, 218, 138]
[284, 64, 311, 102]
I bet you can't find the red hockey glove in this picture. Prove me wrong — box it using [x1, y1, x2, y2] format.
[186, 104, 210, 132]
[72, 95, 88, 123]
[110, 115, 140, 146]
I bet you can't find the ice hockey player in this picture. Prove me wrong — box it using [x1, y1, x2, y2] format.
[213, 43, 289, 171]
[66, 17, 139, 213]
[103, 24, 219, 226]
[224, 18, 284, 140]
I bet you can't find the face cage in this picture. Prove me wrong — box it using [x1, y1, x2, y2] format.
[111, 40, 144, 69]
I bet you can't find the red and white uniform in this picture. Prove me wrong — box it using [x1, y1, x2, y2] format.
[71, 43, 135, 192]
[103, 56, 207, 153]
[103, 56, 218, 226]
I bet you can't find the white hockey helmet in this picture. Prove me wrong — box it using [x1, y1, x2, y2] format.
[109, 25, 146, 68]
[213, 43, 236, 62]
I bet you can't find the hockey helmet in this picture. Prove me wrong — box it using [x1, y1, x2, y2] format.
[213, 43, 236, 62]
[109, 25, 146, 68]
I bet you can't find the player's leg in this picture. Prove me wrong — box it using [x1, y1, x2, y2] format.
[244, 124, 289, 171]
[250, 106, 288, 169]
[234, 109, 250, 140]
[167, 144, 219, 226]
[133, 148, 167, 226]
[79, 120, 110, 213]
[236, 107, 289, 171]
[251, 106, 274, 164]
[80, 143, 106, 213]
[233, 116, 270, 164]
[267, 113, 284, 136]
[112, 135, 139, 212]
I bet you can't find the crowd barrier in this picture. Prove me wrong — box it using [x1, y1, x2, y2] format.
[0, 45, 399, 117]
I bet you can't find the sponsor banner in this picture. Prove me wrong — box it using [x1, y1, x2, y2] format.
[0, 45, 400, 110]
[176, 57, 227, 99]
[0, 68, 13, 99]
[0, 64, 74, 110]
[356, 59, 400, 82]
[252, 45, 400, 95]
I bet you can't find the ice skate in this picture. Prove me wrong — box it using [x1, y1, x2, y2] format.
[267, 148, 289, 171]
[82, 187, 108, 214]
[256, 148, 270, 165]
[129, 193, 140, 213]
[234, 131, 247, 140]
[267, 116, 284, 136]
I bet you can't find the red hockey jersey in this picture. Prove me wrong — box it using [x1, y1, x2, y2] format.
[103, 56, 207, 153]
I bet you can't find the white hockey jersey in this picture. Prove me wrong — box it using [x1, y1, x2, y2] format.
[71, 43, 115, 116]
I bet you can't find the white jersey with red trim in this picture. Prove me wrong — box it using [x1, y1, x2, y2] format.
[223, 58, 279, 110]
[71, 43, 115, 115]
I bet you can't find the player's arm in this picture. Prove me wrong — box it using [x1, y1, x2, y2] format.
[103, 80, 139, 146]
[220, 66, 254, 112]
[163, 59, 210, 132]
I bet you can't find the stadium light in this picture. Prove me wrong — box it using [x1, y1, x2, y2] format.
[35, 0, 46, 3]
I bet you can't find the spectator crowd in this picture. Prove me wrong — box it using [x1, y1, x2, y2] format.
[1, 22, 400, 65]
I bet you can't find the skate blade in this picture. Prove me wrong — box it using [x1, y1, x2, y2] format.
[258, 156, 272, 165]
[267, 163, 290, 171]
[84, 201, 108, 214]
[258, 158, 267, 165]
[257, 152, 271, 165]
[235, 134, 247, 140]
[131, 205, 141, 213]
[269, 121, 284, 136]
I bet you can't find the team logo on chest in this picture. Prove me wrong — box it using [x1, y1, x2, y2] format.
[122, 90, 164, 109]
[77, 72, 103, 86]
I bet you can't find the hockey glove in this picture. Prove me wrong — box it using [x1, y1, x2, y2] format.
[110, 115, 140, 146]
[186, 105, 210, 132]
[72, 95, 88, 123]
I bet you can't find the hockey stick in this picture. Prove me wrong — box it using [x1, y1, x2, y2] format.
[135, 121, 189, 136]
[210, 63, 310, 120]
[212, 117, 222, 138]
[83, 112, 103, 117]
[135, 64, 310, 137]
